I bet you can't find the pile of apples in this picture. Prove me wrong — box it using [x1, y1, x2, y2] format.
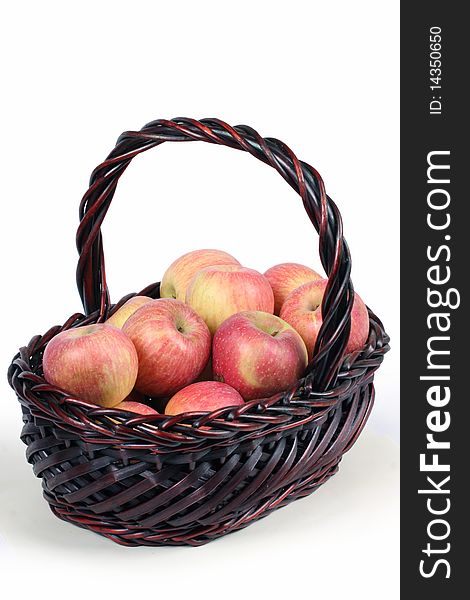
[43, 249, 369, 416]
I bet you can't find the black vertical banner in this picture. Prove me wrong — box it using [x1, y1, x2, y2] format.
[401, 2, 467, 596]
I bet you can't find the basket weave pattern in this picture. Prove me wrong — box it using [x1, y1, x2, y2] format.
[8, 118, 389, 546]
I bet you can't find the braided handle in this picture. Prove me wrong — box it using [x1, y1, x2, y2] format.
[76, 118, 354, 391]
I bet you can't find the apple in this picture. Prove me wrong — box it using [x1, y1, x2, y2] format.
[186, 265, 275, 334]
[114, 400, 158, 415]
[122, 298, 211, 397]
[160, 249, 240, 301]
[279, 278, 370, 358]
[165, 381, 244, 415]
[106, 296, 152, 328]
[212, 311, 308, 400]
[43, 324, 138, 408]
[264, 262, 323, 315]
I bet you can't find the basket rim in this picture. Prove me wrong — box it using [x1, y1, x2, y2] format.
[8, 282, 390, 453]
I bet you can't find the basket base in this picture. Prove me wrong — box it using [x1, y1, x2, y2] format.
[46, 458, 340, 547]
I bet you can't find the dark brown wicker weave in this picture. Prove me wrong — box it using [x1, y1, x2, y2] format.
[7, 118, 389, 547]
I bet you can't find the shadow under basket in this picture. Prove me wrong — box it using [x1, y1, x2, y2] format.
[7, 118, 390, 547]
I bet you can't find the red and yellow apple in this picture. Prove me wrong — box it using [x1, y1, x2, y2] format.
[43, 324, 138, 408]
[186, 265, 275, 334]
[106, 296, 152, 328]
[122, 298, 211, 397]
[165, 381, 244, 415]
[160, 249, 240, 301]
[280, 279, 370, 358]
[264, 262, 323, 315]
[113, 400, 158, 415]
[212, 311, 308, 400]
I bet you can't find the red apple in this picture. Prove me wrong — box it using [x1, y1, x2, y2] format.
[212, 311, 308, 400]
[114, 400, 158, 415]
[106, 296, 152, 328]
[280, 279, 370, 358]
[264, 262, 323, 315]
[186, 265, 275, 334]
[43, 324, 138, 408]
[165, 381, 244, 415]
[160, 249, 240, 301]
[122, 298, 211, 397]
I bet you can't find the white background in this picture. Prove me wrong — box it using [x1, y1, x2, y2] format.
[0, 1, 399, 598]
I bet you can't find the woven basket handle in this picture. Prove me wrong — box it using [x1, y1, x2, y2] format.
[76, 118, 354, 391]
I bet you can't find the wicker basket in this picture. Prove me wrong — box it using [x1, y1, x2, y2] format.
[7, 118, 389, 547]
